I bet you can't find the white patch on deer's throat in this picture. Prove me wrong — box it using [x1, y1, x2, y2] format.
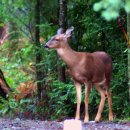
[57, 48, 64, 55]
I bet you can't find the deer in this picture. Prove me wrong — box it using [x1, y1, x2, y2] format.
[44, 27, 113, 123]
[0, 69, 11, 99]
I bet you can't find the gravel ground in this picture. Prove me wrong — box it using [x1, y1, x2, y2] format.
[83, 121, 130, 130]
[0, 118, 130, 130]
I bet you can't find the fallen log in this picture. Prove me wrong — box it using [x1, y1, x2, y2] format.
[0, 69, 11, 98]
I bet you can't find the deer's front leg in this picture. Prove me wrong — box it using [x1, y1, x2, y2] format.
[84, 82, 91, 123]
[74, 82, 82, 120]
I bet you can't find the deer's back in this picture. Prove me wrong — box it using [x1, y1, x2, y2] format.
[69, 51, 112, 84]
[92, 51, 112, 82]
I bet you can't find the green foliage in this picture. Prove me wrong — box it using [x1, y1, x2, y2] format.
[48, 80, 76, 120]
[0, 0, 129, 122]
[94, 0, 130, 20]
[0, 96, 36, 119]
[0, 41, 35, 88]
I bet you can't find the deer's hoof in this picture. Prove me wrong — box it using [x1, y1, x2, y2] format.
[75, 116, 80, 120]
[109, 116, 113, 121]
[84, 119, 89, 123]
[94, 116, 101, 122]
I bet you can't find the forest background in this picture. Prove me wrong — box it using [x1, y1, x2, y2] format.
[0, 0, 130, 121]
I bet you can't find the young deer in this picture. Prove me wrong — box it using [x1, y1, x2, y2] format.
[44, 27, 113, 123]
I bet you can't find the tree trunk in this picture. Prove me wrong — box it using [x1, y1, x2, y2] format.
[35, 0, 44, 101]
[58, 0, 67, 82]
[59, 0, 67, 29]
[127, 13, 130, 101]
[0, 69, 11, 98]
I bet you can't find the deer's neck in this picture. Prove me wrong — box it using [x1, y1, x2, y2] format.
[57, 45, 81, 67]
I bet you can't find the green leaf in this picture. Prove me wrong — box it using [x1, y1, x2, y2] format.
[102, 9, 119, 21]
[0, 106, 9, 114]
[93, 3, 102, 11]
[0, 23, 4, 27]
[124, 0, 130, 12]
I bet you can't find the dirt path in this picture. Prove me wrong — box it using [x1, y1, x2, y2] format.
[0, 118, 130, 130]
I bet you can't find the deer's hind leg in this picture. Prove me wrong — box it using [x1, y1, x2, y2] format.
[95, 85, 106, 122]
[105, 81, 113, 121]
[84, 82, 91, 123]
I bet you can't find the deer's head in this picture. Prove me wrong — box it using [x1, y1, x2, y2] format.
[44, 27, 74, 49]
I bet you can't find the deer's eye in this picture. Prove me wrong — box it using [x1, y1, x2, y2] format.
[55, 38, 59, 41]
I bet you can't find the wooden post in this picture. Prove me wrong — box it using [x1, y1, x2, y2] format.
[63, 119, 82, 130]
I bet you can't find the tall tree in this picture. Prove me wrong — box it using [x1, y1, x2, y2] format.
[59, 0, 67, 29]
[35, 0, 44, 101]
[58, 0, 67, 82]
[127, 13, 130, 100]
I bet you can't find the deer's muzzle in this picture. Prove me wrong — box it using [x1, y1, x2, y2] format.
[44, 45, 49, 49]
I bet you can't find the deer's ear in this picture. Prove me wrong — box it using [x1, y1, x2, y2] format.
[65, 26, 74, 38]
[57, 28, 64, 34]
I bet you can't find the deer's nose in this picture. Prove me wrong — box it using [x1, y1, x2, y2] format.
[44, 45, 49, 48]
